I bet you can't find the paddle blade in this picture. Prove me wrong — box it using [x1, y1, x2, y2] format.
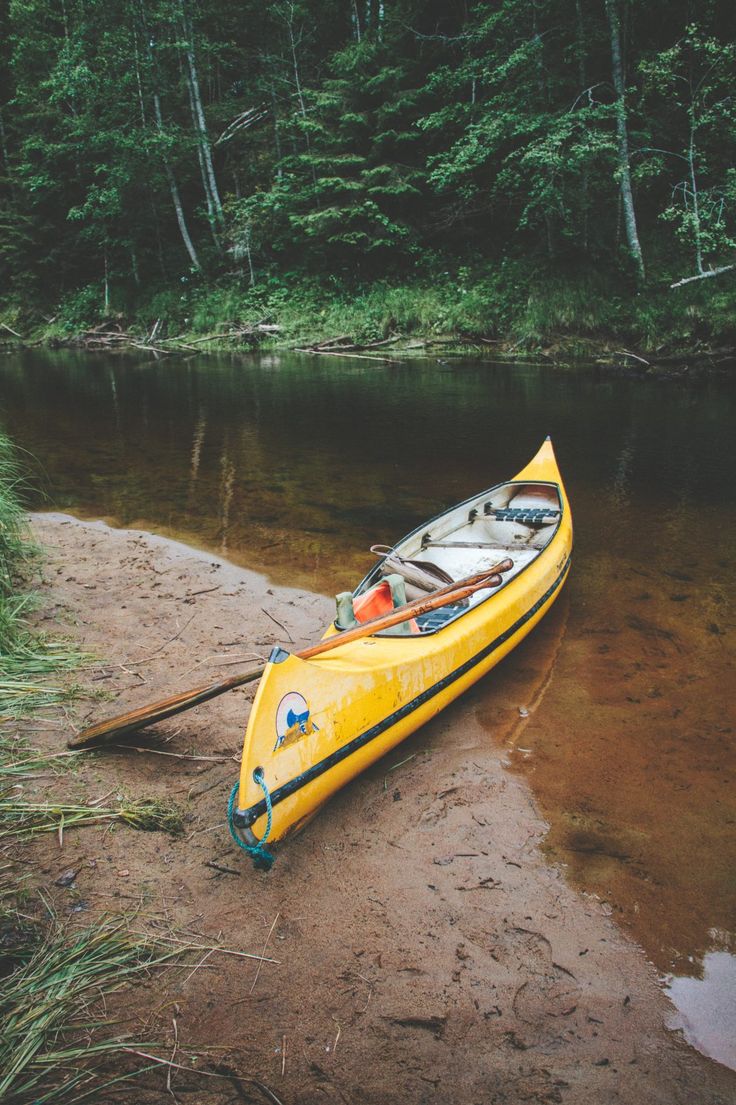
[67, 666, 265, 749]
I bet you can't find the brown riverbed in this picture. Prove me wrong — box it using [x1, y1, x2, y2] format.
[14, 513, 735, 1104]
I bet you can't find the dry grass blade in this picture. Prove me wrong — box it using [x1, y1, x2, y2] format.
[0, 796, 185, 840]
[0, 738, 75, 779]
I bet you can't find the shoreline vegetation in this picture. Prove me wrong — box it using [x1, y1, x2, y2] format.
[0, 434, 143, 1105]
[1, 271, 735, 372]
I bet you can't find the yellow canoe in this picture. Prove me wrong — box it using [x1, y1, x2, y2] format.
[230, 438, 572, 865]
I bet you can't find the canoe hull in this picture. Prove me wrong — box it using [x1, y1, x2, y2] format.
[233, 439, 572, 843]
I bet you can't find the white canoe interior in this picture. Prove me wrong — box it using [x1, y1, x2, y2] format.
[351, 480, 562, 635]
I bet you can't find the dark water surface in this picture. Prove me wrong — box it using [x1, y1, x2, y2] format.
[1, 349, 734, 1064]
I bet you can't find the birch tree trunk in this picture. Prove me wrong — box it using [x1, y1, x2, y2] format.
[687, 114, 704, 274]
[283, 2, 317, 187]
[130, 244, 141, 287]
[132, 29, 148, 127]
[103, 246, 110, 313]
[181, 3, 224, 231]
[285, 2, 307, 119]
[152, 89, 202, 271]
[575, 0, 589, 251]
[182, 50, 222, 249]
[138, 0, 202, 270]
[351, 0, 362, 42]
[605, 0, 645, 282]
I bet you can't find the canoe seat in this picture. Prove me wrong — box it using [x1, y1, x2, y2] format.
[415, 603, 466, 633]
[492, 507, 559, 525]
[420, 545, 534, 586]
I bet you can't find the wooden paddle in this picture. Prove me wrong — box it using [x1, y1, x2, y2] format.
[68, 559, 513, 749]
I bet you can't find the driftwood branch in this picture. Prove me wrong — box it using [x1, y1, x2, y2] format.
[295, 347, 399, 364]
[295, 333, 404, 362]
[670, 263, 736, 289]
[301, 334, 402, 353]
[63, 321, 280, 352]
[614, 349, 650, 365]
[186, 324, 280, 345]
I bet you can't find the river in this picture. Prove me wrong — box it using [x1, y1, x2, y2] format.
[1, 347, 734, 1067]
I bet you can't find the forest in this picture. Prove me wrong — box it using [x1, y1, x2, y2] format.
[1, 0, 735, 349]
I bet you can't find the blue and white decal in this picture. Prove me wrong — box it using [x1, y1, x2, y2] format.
[275, 691, 319, 750]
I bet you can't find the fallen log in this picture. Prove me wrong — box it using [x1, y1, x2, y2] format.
[295, 347, 400, 364]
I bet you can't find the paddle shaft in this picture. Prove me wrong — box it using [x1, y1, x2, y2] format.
[68, 559, 512, 748]
[301, 557, 512, 657]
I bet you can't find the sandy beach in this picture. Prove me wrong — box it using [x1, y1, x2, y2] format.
[18, 512, 735, 1105]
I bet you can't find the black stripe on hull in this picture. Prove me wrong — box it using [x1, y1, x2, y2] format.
[233, 553, 572, 829]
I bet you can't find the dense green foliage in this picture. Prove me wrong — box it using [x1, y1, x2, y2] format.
[0, 0, 734, 343]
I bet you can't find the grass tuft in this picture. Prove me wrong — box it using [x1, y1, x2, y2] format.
[0, 909, 179, 1105]
[0, 796, 185, 841]
[0, 738, 73, 779]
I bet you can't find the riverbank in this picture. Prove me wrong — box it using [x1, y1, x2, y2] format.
[17, 512, 736, 1104]
[3, 326, 733, 379]
[2, 268, 735, 371]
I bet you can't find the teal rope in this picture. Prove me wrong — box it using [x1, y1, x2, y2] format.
[227, 768, 275, 871]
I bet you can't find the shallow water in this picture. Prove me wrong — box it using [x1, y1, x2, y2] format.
[1, 348, 734, 1064]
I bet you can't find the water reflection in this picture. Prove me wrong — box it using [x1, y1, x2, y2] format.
[189, 410, 206, 492]
[609, 425, 636, 506]
[667, 949, 736, 1069]
[0, 348, 734, 1063]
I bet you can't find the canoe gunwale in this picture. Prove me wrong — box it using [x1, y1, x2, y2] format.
[347, 479, 564, 640]
[232, 549, 572, 830]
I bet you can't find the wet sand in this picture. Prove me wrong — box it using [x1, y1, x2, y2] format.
[19, 513, 736, 1104]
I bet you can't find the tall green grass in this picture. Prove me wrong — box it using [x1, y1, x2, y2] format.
[0, 433, 84, 718]
[124, 263, 736, 354]
[0, 433, 32, 592]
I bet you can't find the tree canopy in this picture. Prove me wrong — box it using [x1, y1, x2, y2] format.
[1, 0, 734, 321]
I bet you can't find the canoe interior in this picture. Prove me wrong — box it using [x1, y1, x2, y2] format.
[355, 480, 562, 635]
